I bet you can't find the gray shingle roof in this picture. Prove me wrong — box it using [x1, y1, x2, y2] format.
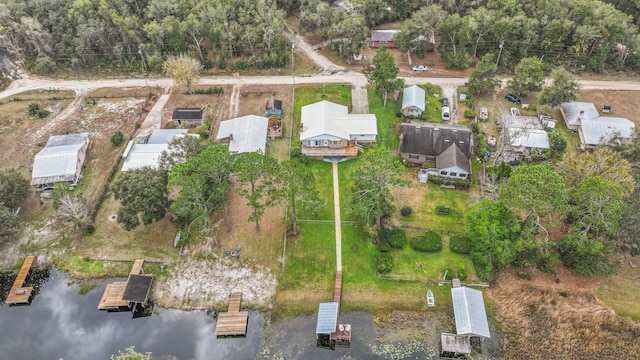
[399, 123, 472, 158]
[436, 144, 470, 173]
[452, 287, 490, 338]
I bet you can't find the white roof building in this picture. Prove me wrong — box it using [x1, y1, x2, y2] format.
[300, 100, 377, 142]
[451, 287, 491, 338]
[580, 116, 635, 148]
[121, 129, 189, 171]
[31, 132, 90, 188]
[560, 102, 599, 129]
[402, 85, 425, 114]
[502, 115, 550, 154]
[216, 115, 268, 154]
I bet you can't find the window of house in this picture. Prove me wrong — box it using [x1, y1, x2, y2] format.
[315, 140, 322, 146]
[450, 172, 457, 177]
[460, 174, 467, 179]
[409, 154, 420, 160]
[307, 140, 313, 146]
[440, 171, 447, 175]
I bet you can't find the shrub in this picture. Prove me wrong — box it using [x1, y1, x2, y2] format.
[164, 121, 176, 129]
[410, 231, 442, 252]
[400, 206, 412, 217]
[376, 252, 393, 273]
[559, 291, 569, 297]
[291, 148, 311, 165]
[28, 102, 40, 116]
[84, 222, 96, 235]
[443, 267, 455, 280]
[457, 267, 468, 281]
[110, 131, 124, 147]
[32, 55, 56, 74]
[450, 235, 471, 254]
[36, 109, 50, 118]
[379, 242, 391, 253]
[464, 109, 476, 118]
[518, 271, 532, 280]
[388, 229, 407, 249]
[471, 122, 480, 135]
[193, 86, 224, 95]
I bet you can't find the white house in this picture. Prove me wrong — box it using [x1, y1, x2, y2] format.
[300, 100, 377, 160]
[31, 132, 90, 190]
[121, 129, 190, 171]
[502, 114, 550, 160]
[401, 85, 425, 118]
[579, 116, 635, 149]
[560, 102, 599, 130]
[216, 115, 268, 154]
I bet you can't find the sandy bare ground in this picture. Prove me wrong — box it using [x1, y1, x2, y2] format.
[154, 256, 277, 309]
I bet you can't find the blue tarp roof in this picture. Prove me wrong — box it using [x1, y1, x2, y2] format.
[316, 302, 339, 334]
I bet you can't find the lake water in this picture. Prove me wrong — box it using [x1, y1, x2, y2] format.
[0, 268, 500, 360]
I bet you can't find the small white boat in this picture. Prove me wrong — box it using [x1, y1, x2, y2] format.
[426, 289, 435, 307]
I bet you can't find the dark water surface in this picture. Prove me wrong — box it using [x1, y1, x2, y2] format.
[0, 268, 498, 360]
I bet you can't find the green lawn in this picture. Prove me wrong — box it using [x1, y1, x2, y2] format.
[396, 181, 470, 232]
[388, 234, 477, 282]
[421, 83, 443, 123]
[300, 160, 335, 220]
[367, 88, 402, 151]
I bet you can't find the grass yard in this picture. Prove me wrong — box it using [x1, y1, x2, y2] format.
[300, 160, 334, 220]
[597, 254, 640, 321]
[388, 234, 477, 283]
[421, 83, 443, 123]
[368, 87, 402, 151]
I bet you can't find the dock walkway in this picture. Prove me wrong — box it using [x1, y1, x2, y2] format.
[215, 293, 249, 337]
[5, 256, 35, 305]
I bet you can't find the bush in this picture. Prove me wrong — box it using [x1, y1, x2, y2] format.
[464, 109, 476, 118]
[518, 271, 532, 280]
[32, 55, 56, 74]
[164, 121, 176, 129]
[376, 252, 393, 273]
[457, 267, 468, 281]
[388, 229, 407, 249]
[379, 242, 391, 252]
[84, 222, 96, 235]
[410, 231, 442, 252]
[450, 235, 471, 254]
[400, 206, 412, 217]
[28, 102, 40, 116]
[471, 122, 480, 135]
[193, 86, 224, 95]
[110, 131, 124, 147]
[443, 267, 455, 280]
[291, 148, 311, 165]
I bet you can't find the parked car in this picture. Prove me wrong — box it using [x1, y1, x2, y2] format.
[441, 97, 449, 107]
[442, 106, 450, 121]
[412, 65, 428, 71]
[505, 94, 521, 104]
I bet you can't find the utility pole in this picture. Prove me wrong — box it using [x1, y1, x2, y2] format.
[496, 40, 505, 67]
[138, 44, 149, 90]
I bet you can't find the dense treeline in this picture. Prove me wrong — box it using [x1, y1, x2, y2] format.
[2, 0, 640, 73]
[299, 0, 640, 72]
[0, 0, 290, 72]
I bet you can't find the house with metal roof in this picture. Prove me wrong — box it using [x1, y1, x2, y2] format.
[300, 100, 377, 161]
[401, 85, 426, 118]
[501, 114, 550, 161]
[560, 102, 599, 130]
[216, 115, 269, 154]
[171, 108, 204, 127]
[371, 29, 400, 48]
[579, 116, 634, 149]
[121, 129, 189, 171]
[31, 132, 90, 190]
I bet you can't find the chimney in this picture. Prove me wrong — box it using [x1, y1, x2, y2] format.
[579, 110, 584, 115]
[229, 133, 233, 141]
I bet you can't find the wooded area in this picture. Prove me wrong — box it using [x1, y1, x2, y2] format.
[2, 0, 640, 73]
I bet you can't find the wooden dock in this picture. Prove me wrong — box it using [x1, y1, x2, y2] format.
[98, 259, 147, 311]
[333, 271, 342, 303]
[215, 293, 249, 337]
[5, 256, 35, 305]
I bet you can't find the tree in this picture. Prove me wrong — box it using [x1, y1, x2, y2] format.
[465, 53, 501, 94]
[0, 168, 31, 210]
[567, 176, 626, 238]
[539, 67, 580, 107]
[548, 132, 567, 158]
[110, 131, 124, 147]
[559, 147, 634, 193]
[327, 16, 367, 59]
[162, 54, 203, 93]
[349, 148, 407, 229]
[111, 346, 152, 360]
[233, 152, 279, 232]
[559, 231, 620, 277]
[395, 5, 446, 58]
[277, 159, 323, 236]
[159, 135, 207, 171]
[112, 168, 170, 231]
[364, 46, 402, 107]
[169, 145, 233, 246]
[466, 199, 521, 282]
[56, 193, 88, 227]
[0, 204, 20, 242]
[508, 57, 546, 96]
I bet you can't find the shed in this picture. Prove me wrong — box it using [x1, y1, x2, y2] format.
[122, 274, 154, 307]
[441, 333, 472, 354]
[401, 85, 426, 118]
[316, 302, 339, 336]
[121, 129, 189, 171]
[31, 132, 90, 190]
[265, 100, 283, 117]
[451, 287, 490, 338]
[216, 115, 269, 154]
[172, 108, 204, 127]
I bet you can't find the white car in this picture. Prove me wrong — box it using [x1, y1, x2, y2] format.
[442, 106, 450, 121]
[412, 65, 428, 71]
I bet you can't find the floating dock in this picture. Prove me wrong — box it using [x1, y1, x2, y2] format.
[98, 259, 153, 311]
[215, 292, 249, 337]
[5, 256, 35, 305]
